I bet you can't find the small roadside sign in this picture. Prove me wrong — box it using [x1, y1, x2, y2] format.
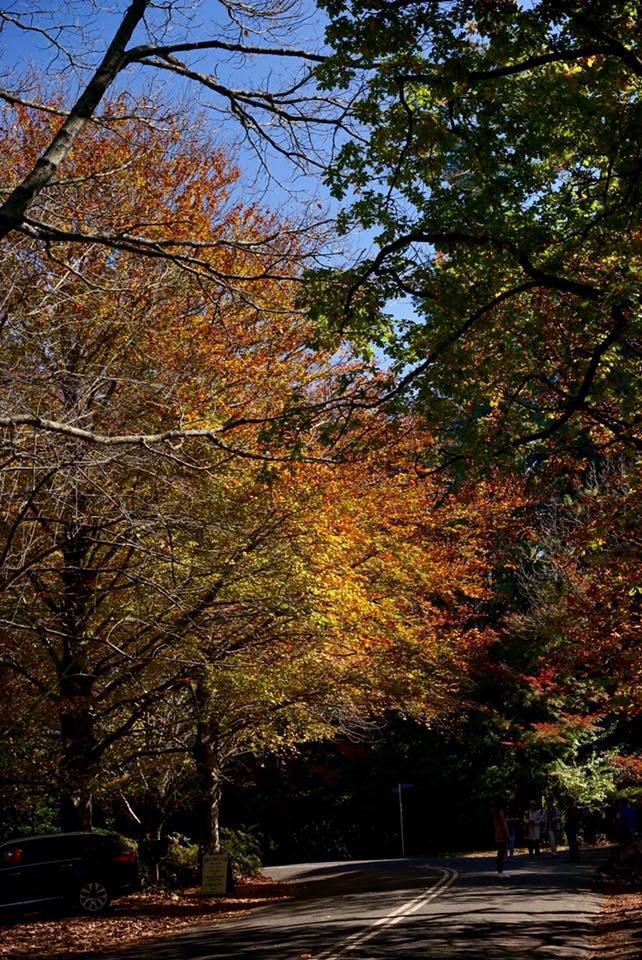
[202, 852, 229, 895]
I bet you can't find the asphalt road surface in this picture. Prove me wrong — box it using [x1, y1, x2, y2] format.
[100, 851, 605, 960]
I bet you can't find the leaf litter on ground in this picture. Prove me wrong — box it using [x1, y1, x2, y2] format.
[0, 879, 295, 959]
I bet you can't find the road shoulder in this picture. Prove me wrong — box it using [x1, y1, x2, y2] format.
[588, 889, 642, 960]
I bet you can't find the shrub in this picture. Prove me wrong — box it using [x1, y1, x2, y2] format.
[220, 826, 262, 879]
[160, 840, 200, 888]
[157, 827, 262, 888]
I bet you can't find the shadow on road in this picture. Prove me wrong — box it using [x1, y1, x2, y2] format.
[86, 853, 605, 960]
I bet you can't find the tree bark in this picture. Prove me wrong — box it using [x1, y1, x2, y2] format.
[60, 783, 94, 832]
[57, 529, 99, 832]
[193, 677, 223, 856]
[58, 670, 98, 831]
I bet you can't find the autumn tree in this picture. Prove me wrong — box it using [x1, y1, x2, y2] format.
[0, 101, 357, 830]
[0, 0, 362, 466]
[0, 100, 509, 842]
[508, 453, 641, 721]
[432, 447, 642, 814]
[113, 426, 522, 855]
[300, 0, 642, 815]
[0, 0, 357, 286]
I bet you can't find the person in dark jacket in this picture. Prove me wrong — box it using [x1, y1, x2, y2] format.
[615, 798, 637, 845]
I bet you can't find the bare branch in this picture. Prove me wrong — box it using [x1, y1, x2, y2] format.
[0, 0, 150, 239]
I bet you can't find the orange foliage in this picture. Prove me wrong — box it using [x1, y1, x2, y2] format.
[265, 420, 526, 717]
[0, 97, 369, 453]
[0, 96, 526, 737]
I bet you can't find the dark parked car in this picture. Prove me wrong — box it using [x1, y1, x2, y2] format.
[0, 832, 139, 914]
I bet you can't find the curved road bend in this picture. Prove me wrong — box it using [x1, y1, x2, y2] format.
[96, 852, 605, 960]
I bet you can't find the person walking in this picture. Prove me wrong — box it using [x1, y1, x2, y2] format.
[523, 800, 542, 858]
[615, 798, 638, 846]
[544, 799, 562, 856]
[491, 800, 511, 877]
[506, 804, 519, 858]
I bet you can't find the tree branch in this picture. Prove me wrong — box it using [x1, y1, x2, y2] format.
[513, 303, 631, 446]
[0, 414, 333, 463]
[125, 38, 327, 65]
[0, 0, 149, 240]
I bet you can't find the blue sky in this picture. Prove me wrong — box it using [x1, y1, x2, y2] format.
[2, 0, 418, 330]
[3, 1, 334, 205]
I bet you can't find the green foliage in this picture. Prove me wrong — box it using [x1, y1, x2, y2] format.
[547, 755, 619, 811]
[299, 266, 395, 360]
[474, 760, 521, 807]
[619, 786, 642, 803]
[220, 826, 262, 879]
[94, 829, 138, 850]
[311, 0, 642, 462]
[158, 829, 261, 888]
[0, 798, 58, 843]
[160, 842, 200, 889]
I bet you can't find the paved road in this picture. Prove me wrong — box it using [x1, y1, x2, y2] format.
[100, 852, 605, 959]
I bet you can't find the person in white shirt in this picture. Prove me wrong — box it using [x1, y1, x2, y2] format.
[523, 800, 543, 857]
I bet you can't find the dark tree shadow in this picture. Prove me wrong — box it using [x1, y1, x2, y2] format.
[74, 853, 608, 960]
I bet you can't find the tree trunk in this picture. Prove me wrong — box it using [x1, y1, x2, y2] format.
[141, 792, 166, 884]
[140, 791, 164, 841]
[57, 530, 98, 832]
[60, 785, 93, 832]
[196, 767, 222, 856]
[58, 667, 98, 831]
[193, 677, 223, 856]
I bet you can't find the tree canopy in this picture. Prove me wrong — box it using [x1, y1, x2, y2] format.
[0, 0, 639, 860]
[310, 0, 641, 464]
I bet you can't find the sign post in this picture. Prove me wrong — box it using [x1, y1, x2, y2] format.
[392, 783, 414, 858]
[201, 852, 230, 896]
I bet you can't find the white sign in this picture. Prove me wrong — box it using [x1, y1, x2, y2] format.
[202, 852, 229, 895]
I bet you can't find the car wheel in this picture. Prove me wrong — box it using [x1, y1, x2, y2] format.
[77, 880, 111, 914]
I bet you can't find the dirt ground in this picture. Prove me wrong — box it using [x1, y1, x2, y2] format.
[0, 879, 295, 959]
[588, 889, 642, 960]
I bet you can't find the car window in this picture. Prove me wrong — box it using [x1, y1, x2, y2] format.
[71, 834, 122, 859]
[23, 834, 94, 863]
[56, 836, 98, 858]
[19, 838, 63, 864]
[0, 834, 116, 867]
